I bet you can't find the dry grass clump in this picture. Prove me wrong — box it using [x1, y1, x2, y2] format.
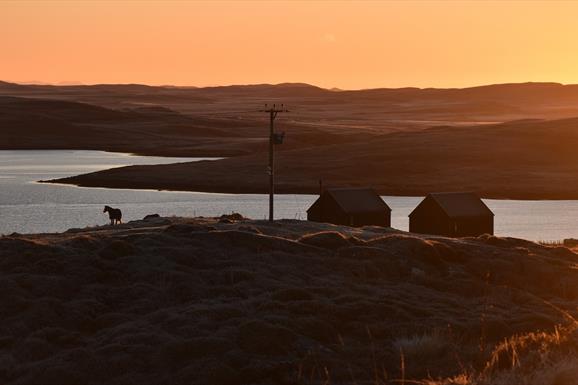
[478, 330, 578, 385]
[423, 316, 578, 385]
[298, 231, 354, 249]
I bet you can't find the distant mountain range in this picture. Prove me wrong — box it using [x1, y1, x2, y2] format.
[3, 79, 578, 98]
[3, 80, 578, 130]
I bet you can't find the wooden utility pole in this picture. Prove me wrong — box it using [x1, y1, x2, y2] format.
[260, 104, 288, 221]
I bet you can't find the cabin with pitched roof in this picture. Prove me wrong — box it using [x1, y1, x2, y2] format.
[409, 192, 494, 237]
[307, 188, 391, 227]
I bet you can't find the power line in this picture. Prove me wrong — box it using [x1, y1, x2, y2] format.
[185, 109, 263, 117]
[260, 104, 289, 222]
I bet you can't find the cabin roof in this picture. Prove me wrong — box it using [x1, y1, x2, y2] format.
[410, 192, 494, 218]
[308, 188, 391, 214]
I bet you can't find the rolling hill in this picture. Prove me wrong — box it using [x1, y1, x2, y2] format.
[0, 95, 354, 157]
[5, 80, 578, 134]
[50, 117, 578, 199]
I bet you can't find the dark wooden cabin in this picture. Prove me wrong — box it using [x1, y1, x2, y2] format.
[307, 188, 391, 227]
[409, 192, 494, 237]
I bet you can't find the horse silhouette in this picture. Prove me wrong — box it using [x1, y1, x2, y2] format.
[103, 206, 122, 225]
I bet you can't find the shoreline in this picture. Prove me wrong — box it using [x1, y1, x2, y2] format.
[43, 173, 578, 201]
[37, 115, 578, 202]
[0, 145, 243, 159]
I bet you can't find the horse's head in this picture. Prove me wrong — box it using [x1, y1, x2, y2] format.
[103, 206, 110, 213]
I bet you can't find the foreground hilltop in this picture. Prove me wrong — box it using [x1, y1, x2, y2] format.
[1, 216, 578, 384]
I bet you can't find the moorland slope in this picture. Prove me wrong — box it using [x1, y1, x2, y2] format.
[51, 117, 578, 199]
[1, 216, 578, 384]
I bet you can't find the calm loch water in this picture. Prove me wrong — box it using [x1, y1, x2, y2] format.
[0, 150, 577, 241]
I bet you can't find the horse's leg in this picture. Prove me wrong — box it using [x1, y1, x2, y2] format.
[110, 219, 114, 225]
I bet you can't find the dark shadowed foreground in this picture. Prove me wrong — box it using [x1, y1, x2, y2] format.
[1, 216, 578, 384]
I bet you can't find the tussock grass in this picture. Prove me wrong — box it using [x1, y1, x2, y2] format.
[421, 311, 578, 385]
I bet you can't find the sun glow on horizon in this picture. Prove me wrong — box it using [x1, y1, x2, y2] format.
[2, 0, 578, 89]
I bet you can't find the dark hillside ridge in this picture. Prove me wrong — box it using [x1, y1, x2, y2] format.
[50, 116, 578, 199]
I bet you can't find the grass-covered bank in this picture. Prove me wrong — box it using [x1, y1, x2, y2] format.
[1, 215, 577, 384]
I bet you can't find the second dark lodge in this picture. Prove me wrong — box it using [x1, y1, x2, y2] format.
[307, 187, 391, 227]
[409, 192, 494, 237]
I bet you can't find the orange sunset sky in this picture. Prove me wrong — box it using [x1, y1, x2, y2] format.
[2, 0, 578, 89]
